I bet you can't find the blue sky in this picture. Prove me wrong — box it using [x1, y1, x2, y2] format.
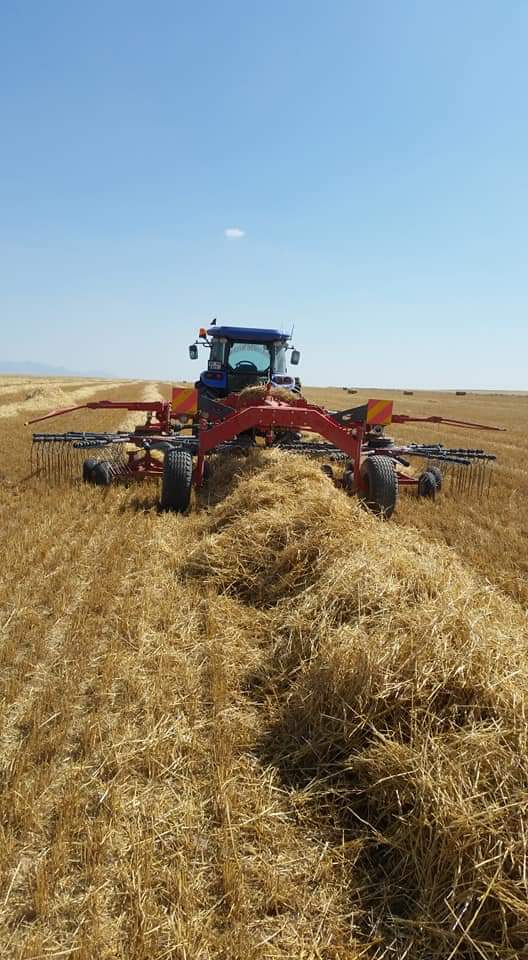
[1, 1, 527, 388]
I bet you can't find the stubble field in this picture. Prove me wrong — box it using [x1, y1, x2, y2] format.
[0, 377, 527, 959]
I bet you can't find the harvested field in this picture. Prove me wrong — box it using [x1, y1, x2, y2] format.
[303, 387, 528, 606]
[0, 378, 527, 959]
[0, 378, 137, 420]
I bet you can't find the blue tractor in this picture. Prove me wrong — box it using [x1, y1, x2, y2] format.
[189, 322, 301, 401]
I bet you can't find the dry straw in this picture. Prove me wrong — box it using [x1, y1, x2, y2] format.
[1, 425, 527, 957]
[236, 385, 302, 405]
[183, 451, 528, 957]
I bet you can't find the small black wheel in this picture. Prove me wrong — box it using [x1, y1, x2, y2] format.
[92, 461, 113, 486]
[342, 466, 354, 491]
[417, 470, 438, 498]
[427, 465, 443, 491]
[82, 458, 98, 483]
[275, 430, 302, 446]
[161, 450, 193, 512]
[359, 456, 398, 518]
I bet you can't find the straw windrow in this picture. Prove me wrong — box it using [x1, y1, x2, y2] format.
[177, 451, 528, 957]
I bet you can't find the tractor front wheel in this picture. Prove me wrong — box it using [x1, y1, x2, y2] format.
[161, 450, 193, 512]
[359, 456, 398, 518]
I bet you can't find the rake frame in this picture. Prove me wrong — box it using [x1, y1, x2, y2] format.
[28, 388, 502, 513]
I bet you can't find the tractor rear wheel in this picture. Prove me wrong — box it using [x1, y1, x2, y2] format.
[82, 458, 98, 483]
[92, 460, 113, 486]
[359, 456, 398, 518]
[161, 450, 193, 512]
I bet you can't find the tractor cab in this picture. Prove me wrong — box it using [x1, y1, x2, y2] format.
[189, 325, 300, 398]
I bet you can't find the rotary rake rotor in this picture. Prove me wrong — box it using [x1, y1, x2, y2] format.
[27, 386, 502, 517]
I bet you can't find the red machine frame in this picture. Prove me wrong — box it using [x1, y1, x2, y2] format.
[28, 388, 503, 498]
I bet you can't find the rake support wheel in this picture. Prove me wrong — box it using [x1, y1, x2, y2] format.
[427, 465, 443, 491]
[92, 460, 113, 486]
[359, 456, 398, 518]
[82, 458, 98, 483]
[418, 470, 438, 498]
[161, 450, 193, 512]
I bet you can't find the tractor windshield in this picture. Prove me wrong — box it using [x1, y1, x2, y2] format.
[227, 342, 271, 375]
[225, 341, 288, 375]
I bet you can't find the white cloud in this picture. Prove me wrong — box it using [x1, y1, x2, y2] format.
[224, 227, 245, 239]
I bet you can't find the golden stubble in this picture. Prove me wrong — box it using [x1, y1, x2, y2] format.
[0, 378, 526, 959]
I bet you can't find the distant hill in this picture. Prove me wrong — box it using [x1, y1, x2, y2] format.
[0, 361, 110, 377]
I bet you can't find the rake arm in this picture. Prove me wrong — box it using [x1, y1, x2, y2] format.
[26, 399, 171, 428]
[392, 413, 505, 431]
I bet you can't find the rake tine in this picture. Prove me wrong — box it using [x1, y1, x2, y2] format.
[461, 464, 468, 496]
[57, 442, 64, 482]
[451, 464, 457, 495]
[478, 460, 484, 497]
[466, 462, 473, 496]
[457, 464, 464, 496]
[50, 442, 57, 482]
[455, 465, 461, 496]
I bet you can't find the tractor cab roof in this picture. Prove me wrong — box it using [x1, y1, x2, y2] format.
[207, 325, 289, 343]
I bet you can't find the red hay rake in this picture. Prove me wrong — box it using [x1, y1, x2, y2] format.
[28, 386, 502, 517]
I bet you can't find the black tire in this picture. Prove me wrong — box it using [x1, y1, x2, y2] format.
[161, 450, 193, 512]
[417, 470, 437, 498]
[342, 467, 354, 491]
[82, 458, 98, 483]
[359, 456, 398, 518]
[92, 460, 113, 486]
[275, 430, 302, 446]
[427, 465, 443, 491]
[366, 433, 394, 449]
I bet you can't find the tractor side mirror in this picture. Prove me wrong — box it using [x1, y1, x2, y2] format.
[291, 349, 300, 365]
[189, 344, 198, 360]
